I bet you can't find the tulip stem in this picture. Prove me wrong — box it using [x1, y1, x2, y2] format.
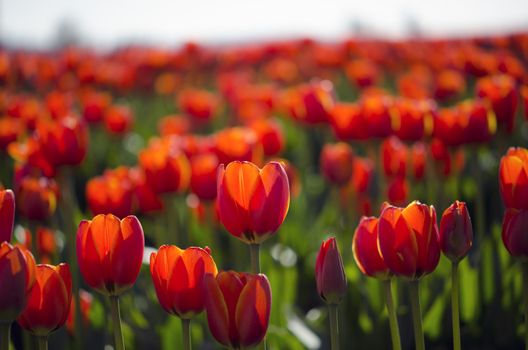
[409, 280, 425, 350]
[0, 323, 10, 350]
[382, 279, 402, 350]
[37, 336, 48, 350]
[249, 243, 261, 274]
[110, 296, 125, 350]
[451, 262, 461, 350]
[328, 303, 339, 350]
[522, 262, 528, 350]
[181, 318, 191, 350]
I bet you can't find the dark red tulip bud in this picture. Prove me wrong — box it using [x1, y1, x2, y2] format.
[0, 189, 15, 242]
[315, 237, 347, 304]
[439, 201, 473, 262]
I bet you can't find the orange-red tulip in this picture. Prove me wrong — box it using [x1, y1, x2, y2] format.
[0, 242, 36, 323]
[150, 245, 218, 318]
[439, 201, 473, 262]
[411, 142, 426, 181]
[434, 69, 466, 101]
[345, 59, 379, 88]
[217, 161, 290, 244]
[393, 98, 434, 141]
[284, 80, 335, 124]
[502, 208, 528, 258]
[499, 147, 528, 210]
[86, 167, 134, 218]
[0, 118, 24, 151]
[204, 271, 271, 348]
[315, 237, 347, 304]
[17, 263, 71, 336]
[381, 136, 408, 178]
[81, 91, 111, 123]
[158, 115, 191, 137]
[190, 153, 220, 201]
[178, 89, 219, 122]
[320, 142, 354, 186]
[250, 118, 285, 157]
[37, 227, 57, 263]
[353, 217, 390, 279]
[214, 127, 261, 165]
[76, 214, 144, 296]
[0, 189, 15, 242]
[476, 74, 518, 133]
[351, 157, 374, 194]
[387, 177, 409, 207]
[129, 167, 164, 215]
[104, 105, 134, 135]
[361, 95, 394, 138]
[328, 102, 369, 141]
[378, 201, 440, 279]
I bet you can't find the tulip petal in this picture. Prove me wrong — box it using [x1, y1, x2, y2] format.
[204, 273, 231, 347]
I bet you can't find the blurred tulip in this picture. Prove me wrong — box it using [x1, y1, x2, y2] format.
[76, 214, 144, 296]
[158, 115, 191, 137]
[476, 74, 518, 133]
[284, 80, 335, 124]
[351, 157, 374, 194]
[0, 118, 24, 151]
[204, 271, 271, 348]
[522, 85, 528, 121]
[328, 102, 369, 141]
[411, 142, 426, 181]
[439, 201, 473, 262]
[150, 245, 218, 318]
[190, 153, 220, 201]
[86, 167, 134, 218]
[16, 176, 58, 222]
[315, 237, 347, 304]
[345, 59, 379, 88]
[361, 95, 394, 138]
[382, 136, 408, 178]
[320, 142, 354, 186]
[250, 118, 285, 157]
[0, 189, 15, 242]
[0, 242, 36, 323]
[434, 69, 466, 101]
[272, 158, 301, 198]
[37, 227, 57, 262]
[66, 289, 92, 335]
[217, 161, 289, 244]
[214, 127, 261, 165]
[178, 89, 219, 122]
[378, 201, 440, 279]
[353, 217, 390, 279]
[393, 98, 435, 141]
[387, 177, 409, 207]
[104, 105, 134, 135]
[502, 208, 528, 258]
[17, 263, 71, 336]
[129, 167, 164, 215]
[81, 91, 111, 123]
[499, 147, 528, 210]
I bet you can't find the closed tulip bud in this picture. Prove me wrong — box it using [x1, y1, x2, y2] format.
[502, 208, 528, 258]
[190, 153, 220, 201]
[499, 147, 528, 210]
[353, 217, 390, 279]
[439, 201, 473, 262]
[0, 242, 36, 323]
[315, 237, 347, 304]
[320, 142, 354, 186]
[17, 263, 71, 336]
[150, 245, 218, 318]
[378, 201, 440, 279]
[204, 271, 271, 349]
[76, 214, 144, 296]
[217, 161, 290, 244]
[0, 189, 15, 242]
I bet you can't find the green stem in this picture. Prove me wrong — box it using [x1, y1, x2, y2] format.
[0, 323, 10, 350]
[409, 280, 425, 350]
[328, 303, 339, 350]
[382, 280, 402, 350]
[522, 262, 528, 350]
[249, 243, 261, 274]
[110, 296, 125, 350]
[37, 336, 48, 350]
[182, 318, 191, 350]
[451, 262, 461, 350]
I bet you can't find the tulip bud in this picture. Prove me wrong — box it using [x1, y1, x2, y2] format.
[315, 237, 347, 304]
[320, 142, 354, 186]
[439, 201, 473, 262]
[204, 271, 271, 348]
[17, 263, 72, 336]
[0, 189, 15, 242]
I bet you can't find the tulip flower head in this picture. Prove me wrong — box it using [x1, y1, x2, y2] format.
[320, 142, 354, 186]
[0, 242, 36, 323]
[378, 201, 440, 280]
[353, 217, 390, 280]
[217, 161, 290, 244]
[0, 189, 15, 242]
[18, 263, 71, 336]
[76, 214, 145, 296]
[499, 147, 528, 210]
[315, 237, 347, 304]
[150, 245, 218, 319]
[502, 208, 528, 259]
[439, 201, 473, 262]
[204, 271, 271, 349]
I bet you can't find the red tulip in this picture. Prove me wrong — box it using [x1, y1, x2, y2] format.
[502, 208, 528, 258]
[378, 201, 440, 279]
[315, 237, 347, 304]
[81, 91, 111, 123]
[129, 167, 164, 215]
[345, 59, 379, 88]
[387, 177, 409, 207]
[250, 118, 285, 157]
[361, 95, 394, 138]
[476, 74, 518, 133]
[499, 147, 528, 210]
[320, 142, 354, 186]
[86, 167, 134, 218]
[158, 115, 191, 137]
[214, 127, 262, 165]
[0, 189, 15, 242]
[17, 263, 71, 336]
[393, 98, 435, 141]
[150, 245, 218, 318]
[66, 289, 92, 334]
[328, 102, 369, 141]
[463, 99, 497, 144]
[104, 105, 134, 135]
[439, 201, 473, 262]
[190, 153, 220, 201]
[411, 142, 426, 181]
[16, 176, 58, 222]
[76, 214, 144, 296]
[353, 217, 390, 279]
[0, 242, 36, 323]
[178, 89, 219, 122]
[284, 80, 335, 124]
[204, 271, 271, 348]
[434, 69, 466, 101]
[217, 161, 290, 244]
[0, 118, 24, 151]
[351, 157, 374, 194]
[381, 136, 408, 178]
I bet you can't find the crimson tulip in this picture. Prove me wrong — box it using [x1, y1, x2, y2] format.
[502, 208, 528, 258]
[320, 142, 354, 186]
[214, 127, 261, 165]
[204, 271, 271, 349]
[104, 105, 134, 135]
[381, 136, 408, 178]
[0, 189, 14, 242]
[476, 74, 518, 133]
[190, 153, 220, 201]
[76, 214, 144, 296]
[86, 167, 134, 218]
[328, 102, 369, 141]
[315, 237, 347, 305]
[250, 118, 285, 157]
[150, 245, 218, 318]
[353, 217, 389, 279]
[439, 201, 473, 262]
[16, 176, 58, 222]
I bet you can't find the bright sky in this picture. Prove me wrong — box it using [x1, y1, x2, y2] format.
[2, 0, 528, 49]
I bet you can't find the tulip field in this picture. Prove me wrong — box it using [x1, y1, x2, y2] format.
[1, 33, 528, 350]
